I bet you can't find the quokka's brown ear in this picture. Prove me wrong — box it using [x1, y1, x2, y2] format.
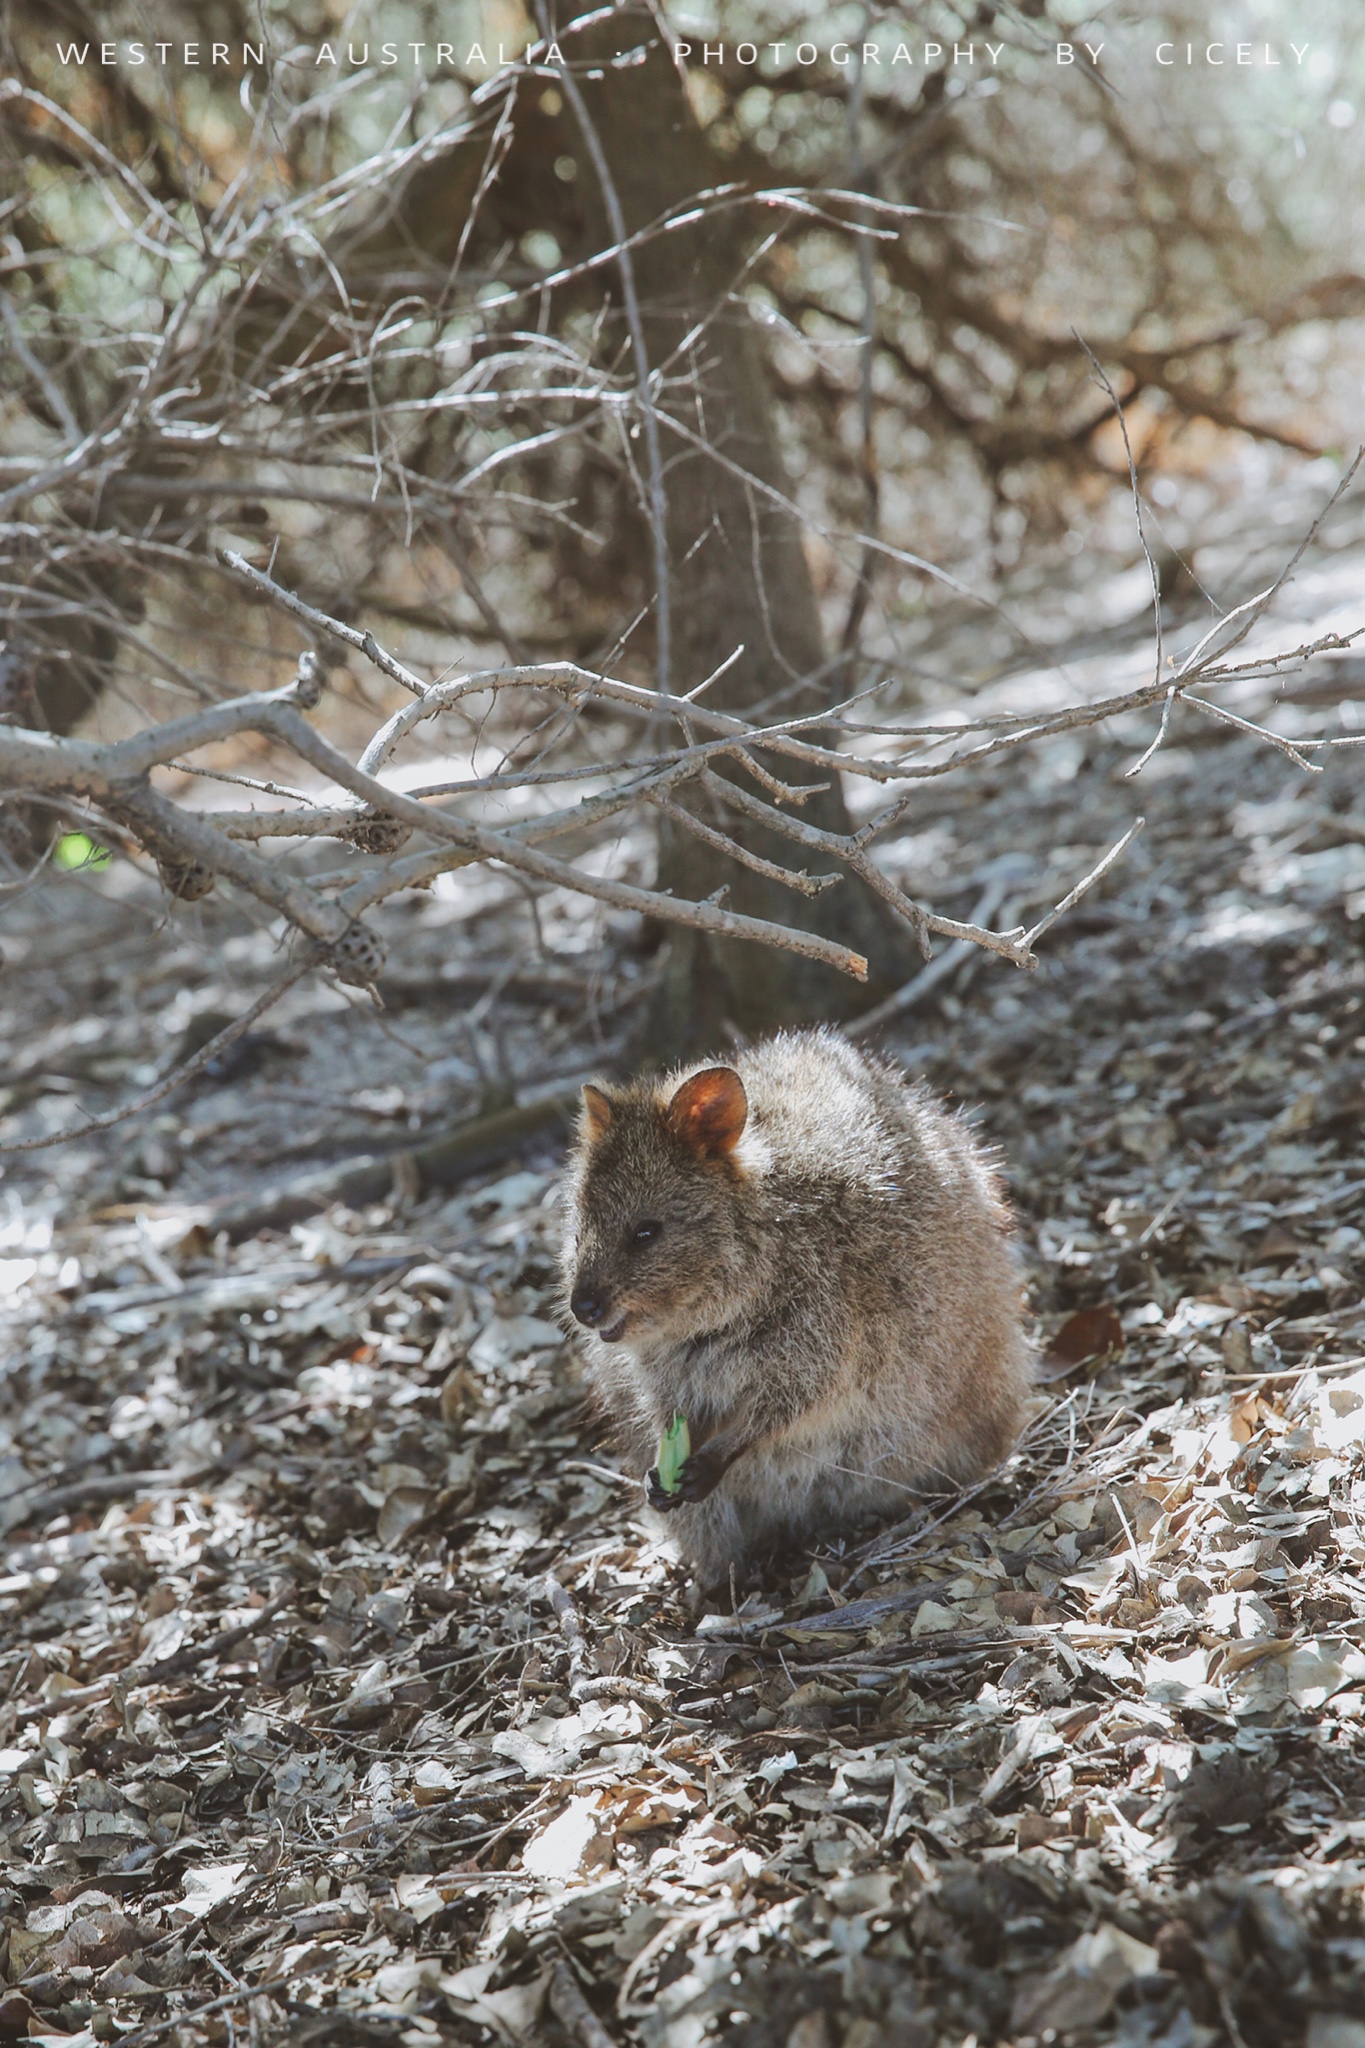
[667, 1066, 748, 1158]
[581, 1084, 615, 1141]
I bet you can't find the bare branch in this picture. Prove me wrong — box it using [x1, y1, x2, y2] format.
[221, 551, 431, 699]
[4, 72, 1362, 1032]
[1074, 334, 1164, 690]
[1182, 694, 1323, 772]
[1125, 686, 1177, 780]
[848, 880, 1011, 1037]
[650, 791, 842, 899]
[1021, 818, 1146, 949]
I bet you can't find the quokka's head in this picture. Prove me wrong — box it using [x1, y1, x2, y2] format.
[561, 1064, 759, 1347]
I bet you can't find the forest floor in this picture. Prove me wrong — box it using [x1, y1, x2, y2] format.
[3, 677, 1365, 2047]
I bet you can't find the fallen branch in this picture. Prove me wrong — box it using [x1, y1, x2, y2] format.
[209, 1090, 580, 1238]
[144, 1581, 296, 1684]
[115, 1976, 301, 2048]
[1, 1465, 218, 1535]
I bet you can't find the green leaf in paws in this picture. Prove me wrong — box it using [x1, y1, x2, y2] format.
[656, 1413, 690, 1494]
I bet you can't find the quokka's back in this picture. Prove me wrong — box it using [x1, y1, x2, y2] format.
[561, 1027, 1031, 1582]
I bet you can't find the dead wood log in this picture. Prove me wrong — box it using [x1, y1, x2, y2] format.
[210, 1091, 579, 1238]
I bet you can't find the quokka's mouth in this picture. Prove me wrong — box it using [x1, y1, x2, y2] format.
[599, 1315, 628, 1343]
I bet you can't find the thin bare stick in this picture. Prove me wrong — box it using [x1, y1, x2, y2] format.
[1075, 334, 1163, 688]
[211, 562, 1257, 797]
[145, 1581, 296, 1683]
[165, 760, 319, 803]
[221, 549, 431, 698]
[838, 16, 883, 654]
[1167, 449, 1365, 690]
[650, 791, 841, 899]
[1182, 693, 1322, 771]
[909, 906, 1031, 967]
[1125, 684, 1178, 779]
[0, 961, 309, 1155]
[5, 519, 1358, 1004]
[685, 645, 746, 701]
[845, 850, 933, 959]
[113, 1977, 300, 2048]
[1022, 817, 1145, 947]
[848, 879, 1011, 1036]
[700, 768, 847, 855]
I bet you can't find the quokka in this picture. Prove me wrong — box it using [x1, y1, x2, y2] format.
[560, 1027, 1031, 1584]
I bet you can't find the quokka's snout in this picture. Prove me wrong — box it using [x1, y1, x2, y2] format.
[568, 1280, 608, 1329]
[568, 1276, 629, 1343]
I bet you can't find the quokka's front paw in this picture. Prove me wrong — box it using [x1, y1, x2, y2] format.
[648, 1446, 728, 1510]
[670, 1452, 724, 1503]
[646, 1466, 684, 1513]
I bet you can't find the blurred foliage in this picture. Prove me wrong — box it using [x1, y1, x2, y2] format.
[51, 830, 110, 871]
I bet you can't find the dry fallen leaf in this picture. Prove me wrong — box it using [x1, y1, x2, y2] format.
[1011, 1923, 1159, 2034]
[1041, 1302, 1126, 1377]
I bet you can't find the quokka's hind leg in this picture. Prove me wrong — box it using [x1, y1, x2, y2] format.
[666, 1492, 749, 1593]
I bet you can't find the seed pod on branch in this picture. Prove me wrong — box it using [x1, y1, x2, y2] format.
[293, 649, 326, 710]
[106, 806, 216, 901]
[321, 921, 387, 987]
[344, 812, 412, 856]
[155, 855, 216, 901]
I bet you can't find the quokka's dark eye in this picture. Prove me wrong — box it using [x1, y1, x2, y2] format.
[630, 1219, 662, 1246]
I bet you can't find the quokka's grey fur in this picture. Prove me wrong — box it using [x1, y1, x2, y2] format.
[560, 1026, 1031, 1584]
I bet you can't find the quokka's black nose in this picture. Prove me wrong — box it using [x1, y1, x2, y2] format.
[571, 1288, 607, 1328]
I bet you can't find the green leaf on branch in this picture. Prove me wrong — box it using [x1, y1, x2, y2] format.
[54, 832, 111, 873]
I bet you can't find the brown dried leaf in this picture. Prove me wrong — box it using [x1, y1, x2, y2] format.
[1040, 1304, 1125, 1378]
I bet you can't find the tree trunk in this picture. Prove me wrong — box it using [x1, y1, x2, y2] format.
[563, 10, 904, 1055]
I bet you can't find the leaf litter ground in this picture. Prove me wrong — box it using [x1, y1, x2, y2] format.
[3, 721, 1365, 2048]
